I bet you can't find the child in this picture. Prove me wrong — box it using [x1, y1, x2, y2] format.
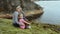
[18, 14, 31, 29]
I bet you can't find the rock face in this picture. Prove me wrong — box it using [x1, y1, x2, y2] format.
[0, 10, 43, 21]
[0, 0, 43, 13]
[0, 0, 43, 20]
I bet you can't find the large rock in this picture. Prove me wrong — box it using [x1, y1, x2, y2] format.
[0, 0, 43, 20]
[0, 10, 43, 21]
[0, 0, 43, 13]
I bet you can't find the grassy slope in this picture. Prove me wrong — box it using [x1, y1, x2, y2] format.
[0, 18, 60, 34]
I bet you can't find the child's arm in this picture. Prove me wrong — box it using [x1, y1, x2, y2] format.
[22, 19, 30, 24]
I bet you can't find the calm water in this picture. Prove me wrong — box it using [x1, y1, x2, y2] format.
[35, 1, 60, 25]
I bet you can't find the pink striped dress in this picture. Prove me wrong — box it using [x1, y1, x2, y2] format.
[19, 18, 26, 29]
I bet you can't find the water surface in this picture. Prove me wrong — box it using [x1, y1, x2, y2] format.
[35, 1, 60, 25]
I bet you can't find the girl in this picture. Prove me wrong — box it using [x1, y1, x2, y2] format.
[18, 14, 31, 29]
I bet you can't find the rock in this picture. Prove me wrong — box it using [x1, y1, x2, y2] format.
[0, 0, 43, 21]
[0, 0, 43, 13]
[0, 10, 44, 21]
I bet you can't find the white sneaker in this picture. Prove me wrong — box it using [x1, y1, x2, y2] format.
[28, 26, 31, 28]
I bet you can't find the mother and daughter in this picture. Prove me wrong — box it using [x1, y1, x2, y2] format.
[12, 6, 31, 29]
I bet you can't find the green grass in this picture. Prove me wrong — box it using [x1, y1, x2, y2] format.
[0, 18, 60, 34]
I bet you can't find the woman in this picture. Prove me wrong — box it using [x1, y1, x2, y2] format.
[12, 6, 25, 27]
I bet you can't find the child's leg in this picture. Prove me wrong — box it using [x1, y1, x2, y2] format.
[20, 23, 25, 29]
[25, 23, 31, 29]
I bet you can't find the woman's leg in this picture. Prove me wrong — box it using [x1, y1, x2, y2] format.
[13, 23, 20, 27]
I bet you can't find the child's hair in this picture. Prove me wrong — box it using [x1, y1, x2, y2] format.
[20, 14, 23, 17]
[18, 13, 23, 17]
[18, 14, 23, 21]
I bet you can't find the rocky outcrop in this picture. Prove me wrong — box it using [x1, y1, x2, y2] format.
[0, 10, 43, 21]
[0, 0, 43, 20]
[0, 0, 43, 13]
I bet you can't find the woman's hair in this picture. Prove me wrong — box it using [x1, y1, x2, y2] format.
[16, 6, 21, 9]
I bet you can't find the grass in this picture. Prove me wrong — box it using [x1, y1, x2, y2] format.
[0, 18, 60, 34]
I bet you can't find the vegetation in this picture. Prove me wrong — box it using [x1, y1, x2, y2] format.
[0, 18, 60, 34]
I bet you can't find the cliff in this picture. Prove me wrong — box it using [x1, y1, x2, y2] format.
[0, 0, 43, 20]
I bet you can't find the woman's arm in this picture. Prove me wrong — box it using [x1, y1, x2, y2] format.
[13, 12, 19, 24]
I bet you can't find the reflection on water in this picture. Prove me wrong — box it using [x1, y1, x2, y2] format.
[35, 1, 60, 25]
